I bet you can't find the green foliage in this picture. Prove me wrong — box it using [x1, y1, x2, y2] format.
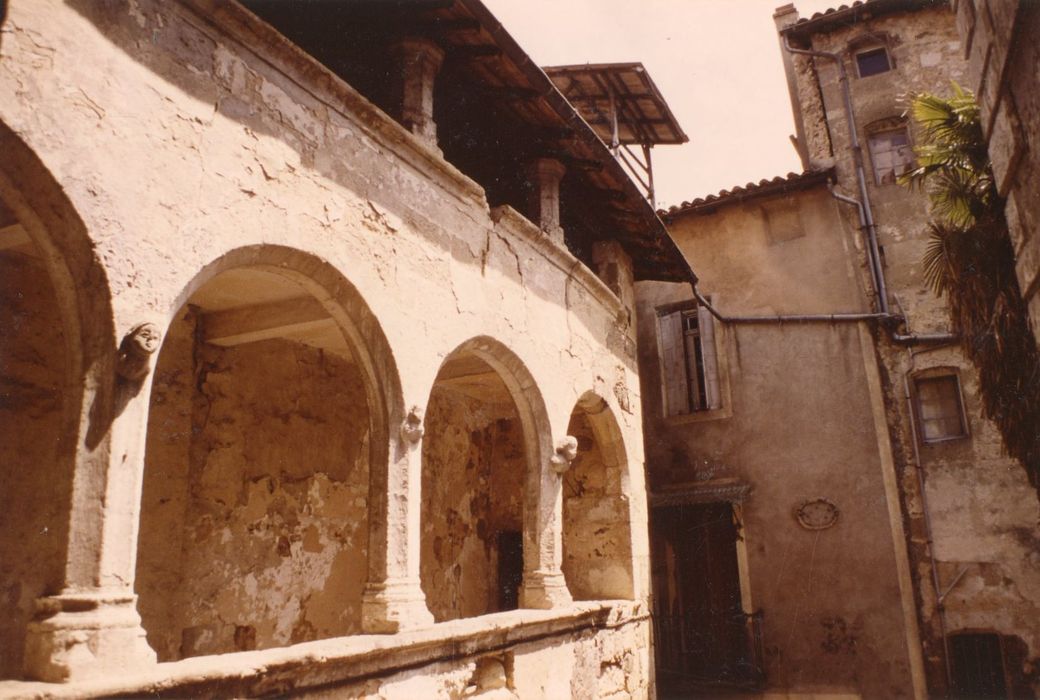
[902, 85, 1040, 490]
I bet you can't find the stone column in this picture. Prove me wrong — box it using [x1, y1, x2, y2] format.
[525, 158, 567, 245]
[23, 323, 161, 682]
[361, 406, 434, 632]
[392, 38, 445, 152]
[520, 436, 577, 609]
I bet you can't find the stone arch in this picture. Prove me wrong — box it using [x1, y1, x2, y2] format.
[562, 391, 635, 600]
[0, 121, 117, 678]
[419, 335, 554, 621]
[135, 245, 403, 659]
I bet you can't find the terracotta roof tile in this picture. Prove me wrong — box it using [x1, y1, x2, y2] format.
[659, 169, 834, 218]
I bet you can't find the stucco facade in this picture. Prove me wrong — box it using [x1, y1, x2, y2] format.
[0, 0, 669, 696]
[639, 181, 925, 697]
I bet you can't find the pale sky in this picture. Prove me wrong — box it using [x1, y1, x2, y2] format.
[482, 0, 840, 210]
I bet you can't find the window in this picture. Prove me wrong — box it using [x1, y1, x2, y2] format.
[868, 128, 913, 185]
[658, 301, 721, 416]
[949, 632, 1010, 699]
[915, 373, 967, 442]
[855, 46, 891, 77]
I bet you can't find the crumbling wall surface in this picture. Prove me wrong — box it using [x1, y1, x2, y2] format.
[420, 385, 524, 622]
[0, 250, 69, 679]
[138, 334, 370, 660]
[563, 409, 633, 601]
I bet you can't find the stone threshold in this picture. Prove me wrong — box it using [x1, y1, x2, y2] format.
[0, 601, 647, 699]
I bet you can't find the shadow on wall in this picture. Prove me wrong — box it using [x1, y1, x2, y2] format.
[562, 393, 634, 601]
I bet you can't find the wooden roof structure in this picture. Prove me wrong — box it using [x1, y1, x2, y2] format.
[242, 0, 693, 283]
[543, 63, 688, 148]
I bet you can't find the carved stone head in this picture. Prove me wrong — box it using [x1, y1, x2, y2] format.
[400, 405, 425, 444]
[550, 435, 579, 474]
[116, 322, 162, 382]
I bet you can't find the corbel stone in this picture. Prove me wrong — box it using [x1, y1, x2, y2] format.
[549, 435, 578, 474]
[525, 157, 567, 244]
[391, 37, 445, 151]
[115, 322, 162, 382]
[400, 405, 425, 444]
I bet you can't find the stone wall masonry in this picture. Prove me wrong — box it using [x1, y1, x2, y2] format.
[0, 0, 651, 687]
[785, 6, 1040, 693]
[954, 0, 1040, 341]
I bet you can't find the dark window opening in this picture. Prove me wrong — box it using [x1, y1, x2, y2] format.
[949, 633, 1009, 699]
[497, 531, 523, 612]
[856, 47, 891, 77]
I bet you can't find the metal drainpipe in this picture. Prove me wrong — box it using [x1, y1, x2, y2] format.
[781, 35, 890, 316]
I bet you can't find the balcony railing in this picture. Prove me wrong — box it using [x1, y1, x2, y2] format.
[653, 609, 765, 694]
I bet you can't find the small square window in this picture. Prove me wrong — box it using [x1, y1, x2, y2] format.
[868, 128, 914, 185]
[856, 47, 891, 77]
[915, 374, 967, 442]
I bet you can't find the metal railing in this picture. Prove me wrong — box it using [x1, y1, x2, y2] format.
[653, 609, 765, 692]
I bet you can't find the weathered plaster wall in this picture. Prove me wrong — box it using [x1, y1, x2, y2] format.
[639, 187, 919, 696]
[780, 5, 1040, 691]
[138, 330, 370, 660]
[563, 408, 633, 601]
[420, 383, 524, 622]
[0, 0, 651, 687]
[0, 249, 70, 679]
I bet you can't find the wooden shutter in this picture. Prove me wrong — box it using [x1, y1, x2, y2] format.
[698, 304, 722, 410]
[659, 310, 689, 416]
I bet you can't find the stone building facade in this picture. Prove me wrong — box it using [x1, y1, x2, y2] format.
[639, 1, 1040, 697]
[0, 0, 687, 696]
[951, 0, 1040, 345]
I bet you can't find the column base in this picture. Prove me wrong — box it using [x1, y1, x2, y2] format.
[361, 579, 434, 633]
[520, 570, 572, 609]
[23, 589, 156, 683]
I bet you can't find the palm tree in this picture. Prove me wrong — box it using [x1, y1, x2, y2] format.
[902, 85, 1040, 491]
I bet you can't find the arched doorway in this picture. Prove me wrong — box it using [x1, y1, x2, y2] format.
[135, 254, 392, 660]
[419, 338, 549, 622]
[0, 122, 116, 680]
[562, 393, 634, 600]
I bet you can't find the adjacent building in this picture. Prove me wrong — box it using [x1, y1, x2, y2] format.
[639, 1, 1040, 697]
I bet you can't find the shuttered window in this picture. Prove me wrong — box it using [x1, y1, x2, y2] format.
[659, 302, 721, 416]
